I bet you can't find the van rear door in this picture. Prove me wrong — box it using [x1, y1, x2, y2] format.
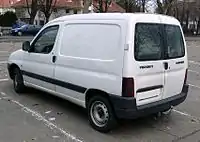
[134, 23, 165, 106]
[162, 24, 187, 99]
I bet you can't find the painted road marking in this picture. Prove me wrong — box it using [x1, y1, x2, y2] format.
[188, 70, 200, 75]
[0, 78, 9, 82]
[189, 84, 200, 89]
[173, 109, 200, 122]
[0, 61, 7, 64]
[0, 51, 9, 53]
[0, 93, 84, 142]
[189, 60, 200, 65]
[173, 109, 193, 117]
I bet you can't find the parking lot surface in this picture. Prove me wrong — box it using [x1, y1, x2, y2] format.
[0, 37, 200, 142]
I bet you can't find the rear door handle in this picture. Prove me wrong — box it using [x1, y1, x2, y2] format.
[176, 61, 184, 64]
[52, 55, 57, 63]
[163, 62, 168, 70]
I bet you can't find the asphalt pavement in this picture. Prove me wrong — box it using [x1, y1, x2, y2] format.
[0, 36, 200, 142]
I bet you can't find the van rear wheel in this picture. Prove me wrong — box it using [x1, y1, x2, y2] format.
[87, 95, 117, 133]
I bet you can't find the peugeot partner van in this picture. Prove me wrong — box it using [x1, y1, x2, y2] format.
[7, 13, 189, 133]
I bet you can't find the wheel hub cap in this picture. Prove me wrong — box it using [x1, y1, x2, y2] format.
[90, 101, 109, 127]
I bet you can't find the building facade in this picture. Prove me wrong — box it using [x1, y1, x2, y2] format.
[12, 0, 125, 25]
[0, 0, 16, 15]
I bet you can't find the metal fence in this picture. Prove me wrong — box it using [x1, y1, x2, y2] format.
[0, 27, 11, 36]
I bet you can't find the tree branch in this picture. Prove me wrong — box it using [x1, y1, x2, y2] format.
[26, 0, 31, 15]
[50, 0, 57, 15]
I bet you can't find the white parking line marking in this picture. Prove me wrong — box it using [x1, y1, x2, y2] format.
[45, 111, 52, 114]
[0, 93, 84, 142]
[0, 61, 7, 64]
[173, 109, 191, 117]
[0, 78, 9, 82]
[189, 60, 200, 65]
[0, 92, 6, 96]
[189, 84, 200, 89]
[173, 109, 200, 122]
[0, 51, 8, 53]
[188, 70, 200, 74]
[49, 117, 56, 121]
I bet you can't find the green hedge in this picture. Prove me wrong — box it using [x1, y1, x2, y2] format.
[0, 11, 17, 27]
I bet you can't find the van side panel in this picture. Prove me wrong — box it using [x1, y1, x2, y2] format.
[55, 20, 126, 105]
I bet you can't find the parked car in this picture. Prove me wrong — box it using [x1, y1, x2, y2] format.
[7, 13, 189, 133]
[11, 24, 42, 36]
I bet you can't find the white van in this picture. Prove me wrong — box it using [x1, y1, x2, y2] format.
[7, 13, 189, 132]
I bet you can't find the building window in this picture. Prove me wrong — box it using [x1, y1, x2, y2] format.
[74, 9, 77, 14]
[53, 8, 57, 12]
[66, 9, 70, 13]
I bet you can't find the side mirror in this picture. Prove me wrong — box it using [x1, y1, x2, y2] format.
[22, 41, 31, 51]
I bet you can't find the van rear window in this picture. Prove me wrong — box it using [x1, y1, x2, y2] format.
[165, 25, 185, 59]
[134, 23, 185, 61]
[135, 24, 162, 61]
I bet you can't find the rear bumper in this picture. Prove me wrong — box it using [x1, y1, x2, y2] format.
[109, 84, 189, 119]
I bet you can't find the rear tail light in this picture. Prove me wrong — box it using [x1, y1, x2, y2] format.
[184, 69, 188, 84]
[122, 77, 135, 97]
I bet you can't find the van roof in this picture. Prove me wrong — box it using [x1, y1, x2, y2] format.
[48, 13, 180, 25]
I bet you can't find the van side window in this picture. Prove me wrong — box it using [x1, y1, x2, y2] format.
[165, 25, 185, 58]
[30, 25, 59, 54]
[135, 24, 162, 61]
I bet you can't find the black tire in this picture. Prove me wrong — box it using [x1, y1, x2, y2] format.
[87, 95, 118, 133]
[17, 31, 22, 36]
[13, 68, 25, 93]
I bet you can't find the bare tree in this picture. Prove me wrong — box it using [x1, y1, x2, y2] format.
[117, 0, 149, 13]
[39, 0, 57, 23]
[93, 0, 112, 13]
[156, 0, 176, 15]
[195, 1, 200, 34]
[124, 0, 141, 12]
[141, 0, 146, 12]
[25, 0, 38, 24]
[83, 0, 92, 13]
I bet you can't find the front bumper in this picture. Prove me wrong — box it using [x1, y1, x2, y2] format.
[109, 84, 189, 119]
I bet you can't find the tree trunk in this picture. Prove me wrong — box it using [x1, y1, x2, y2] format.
[26, 0, 38, 24]
[83, 0, 91, 13]
[156, 0, 164, 14]
[185, 10, 190, 31]
[99, 0, 103, 13]
[45, 13, 51, 23]
[142, 0, 145, 12]
[29, 10, 37, 24]
[124, 0, 129, 12]
[197, 17, 200, 35]
[180, 0, 185, 26]
[29, 15, 35, 24]
[104, 0, 109, 13]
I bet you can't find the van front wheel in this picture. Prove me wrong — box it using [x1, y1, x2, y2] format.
[87, 95, 117, 133]
[13, 68, 25, 93]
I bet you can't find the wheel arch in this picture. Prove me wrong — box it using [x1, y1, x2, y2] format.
[85, 89, 113, 108]
[8, 63, 20, 80]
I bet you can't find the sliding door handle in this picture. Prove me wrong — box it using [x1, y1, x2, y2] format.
[52, 55, 57, 63]
[163, 62, 168, 70]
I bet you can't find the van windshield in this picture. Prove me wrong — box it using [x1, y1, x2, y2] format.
[135, 23, 185, 61]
